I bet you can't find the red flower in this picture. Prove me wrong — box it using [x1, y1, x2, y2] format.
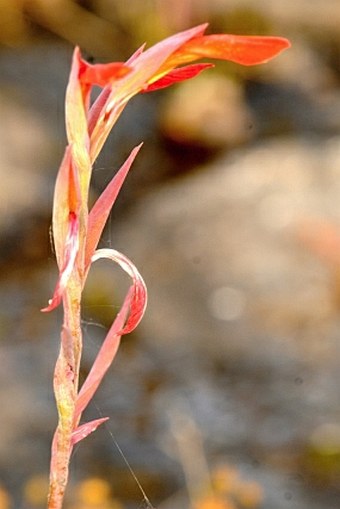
[44, 25, 290, 509]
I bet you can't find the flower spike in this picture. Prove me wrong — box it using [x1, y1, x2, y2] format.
[44, 24, 290, 509]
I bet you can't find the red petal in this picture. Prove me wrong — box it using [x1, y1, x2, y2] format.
[85, 144, 142, 270]
[171, 34, 291, 67]
[87, 25, 209, 163]
[142, 63, 214, 92]
[71, 417, 109, 446]
[128, 23, 208, 87]
[80, 61, 131, 87]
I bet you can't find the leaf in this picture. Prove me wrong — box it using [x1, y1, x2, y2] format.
[74, 296, 127, 420]
[75, 248, 147, 418]
[91, 249, 148, 335]
[50, 147, 73, 268]
[71, 417, 109, 446]
[85, 144, 142, 269]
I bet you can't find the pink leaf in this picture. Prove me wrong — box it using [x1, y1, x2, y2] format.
[91, 248, 147, 335]
[75, 248, 147, 418]
[74, 294, 128, 419]
[85, 144, 143, 269]
[71, 417, 109, 446]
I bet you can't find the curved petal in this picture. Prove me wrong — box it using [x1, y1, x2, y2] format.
[91, 248, 147, 334]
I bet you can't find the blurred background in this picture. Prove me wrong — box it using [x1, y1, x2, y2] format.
[3, 1, 340, 508]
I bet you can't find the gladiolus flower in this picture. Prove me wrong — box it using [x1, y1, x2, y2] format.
[44, 24, 290, 509]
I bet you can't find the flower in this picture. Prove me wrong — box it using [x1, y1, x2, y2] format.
[44, 24, 290, 318]
[44, 24, 290, 509]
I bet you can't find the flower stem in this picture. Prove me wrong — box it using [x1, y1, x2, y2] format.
[47, 280, 83, 509]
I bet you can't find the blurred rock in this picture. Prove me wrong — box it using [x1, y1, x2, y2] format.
[0, 89, 55, 233]
[112, 136, 340, 362]
[160, 75, 254, 149]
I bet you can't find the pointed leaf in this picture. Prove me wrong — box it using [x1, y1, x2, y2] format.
[71, 417, 109, 446]
[85, 144, 142, 269]
[75, 293, 128, 419]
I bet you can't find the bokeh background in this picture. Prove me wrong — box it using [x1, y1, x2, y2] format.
[2, 1, 340, 508]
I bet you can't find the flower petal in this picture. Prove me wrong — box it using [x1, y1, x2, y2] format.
[168, 34, 291, 67]
[85, 144, 143, 269]
[121, 23, 208, 93]
[126, 43, 146, 65]
[88, 24, 208, 162]
[142, 63, 214, 92]
[79, 61, 131, 87]
[88, 85, 111, 139]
